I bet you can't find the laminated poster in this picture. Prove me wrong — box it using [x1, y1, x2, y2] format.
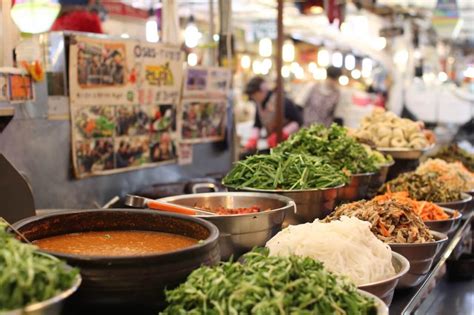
[69, 35, 184, 178]
[179, 66, 231, 144]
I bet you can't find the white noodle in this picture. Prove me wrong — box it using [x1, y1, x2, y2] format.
[266, 216, 395, 285]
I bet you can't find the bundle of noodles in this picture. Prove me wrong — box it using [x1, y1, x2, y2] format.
[325, 199, 434, 244]
[266, 216, 395, 285]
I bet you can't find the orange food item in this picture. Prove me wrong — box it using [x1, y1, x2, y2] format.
[375, 190, 455, 221]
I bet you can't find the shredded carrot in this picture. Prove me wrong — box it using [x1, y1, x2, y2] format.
[375, 191, 453, 221]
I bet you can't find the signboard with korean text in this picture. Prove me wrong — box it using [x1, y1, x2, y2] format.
[69, 35, 184, 178]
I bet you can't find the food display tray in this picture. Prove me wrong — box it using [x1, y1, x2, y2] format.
[389, 212, 472, 314]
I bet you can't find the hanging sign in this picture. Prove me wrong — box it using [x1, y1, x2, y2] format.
[69, 35, 184, 178]
[179, 66, 231, 144]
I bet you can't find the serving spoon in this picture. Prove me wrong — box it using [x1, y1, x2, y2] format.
[125, 194, 215, 216]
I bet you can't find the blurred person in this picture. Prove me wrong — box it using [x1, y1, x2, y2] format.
[244, 76, 303, 150]
[303, 66, 342, 127]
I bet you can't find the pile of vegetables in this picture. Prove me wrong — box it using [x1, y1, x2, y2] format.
[380, 171, 463, 203]
[374, 191, 456, 221]
[326, 197, 434, 243]
[430, 144, 474, 172]
[161, 248, 377, 315]
[416, 159, 474, 192]
[354, 109, 429, 149]
[223, 152, 349, 190]
[274, 124, 379, 174]
[362, 144, 393, 166]
[0, 222, 79, 311]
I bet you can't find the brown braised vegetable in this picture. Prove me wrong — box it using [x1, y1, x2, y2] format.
[326, 198, 434, 243]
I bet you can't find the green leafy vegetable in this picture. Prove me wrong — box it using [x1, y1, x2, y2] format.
[161, 248, 377, 315]
[274, 124, 379, 174]
[223, 152, 349, 190]
[0, 222, 79, 311]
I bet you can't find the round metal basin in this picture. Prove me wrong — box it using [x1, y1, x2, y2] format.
[436, 193, 472, 218]
[389, 231, 448, 288]
[339, 172, 375, 202]
[424, 208, 463, 235]
[233, 185, 345, 225]
[368, 161, 395, 196]
[358, 290, 389, 315]
[358, 252, 410, 306]
[159, 192, 296, 260]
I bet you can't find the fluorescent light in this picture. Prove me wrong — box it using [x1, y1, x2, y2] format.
[187, 53, 198, 66]
[351, 69, 361, 79]
[338, 75, 349, 86]
[283, 40, 295, 62]
[344, 54, 355, 70]
[332, 52, 343, 68]
[213, 34, 220, 42]
[317, 49, 330, 67]
[121, 33, 130, 39]
[146, 20, 159, 43]
[259, 38, 272, 57]
[11, 0, 61, 34]
[240, 55, 251, 69]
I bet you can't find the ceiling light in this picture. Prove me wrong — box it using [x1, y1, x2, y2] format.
[259, 37, 272, 57]
[11, 0, 61, 34]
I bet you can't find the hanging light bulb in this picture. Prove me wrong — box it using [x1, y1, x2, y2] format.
[351, 69, 361, 79]
[184, 15, 202, 48]
[259, 38, 272, 57]
[11, 0, 61, 34]
[344, 54, 355, 71]
[314, 68, 327, 80]
[332, 52, 343, 68]
[317, 49, 329, 67]
[252, 60, 263, 74]
[308, 62, 318, 73]
[283, 39, 295, 62]
[438, 72, 448, 82]
[281, 65, 291, 78]
[338, 75, 349, 86]
[240, 55, 251, 69]
[187, 53, 198, 66]
[262, 58, 272, 71]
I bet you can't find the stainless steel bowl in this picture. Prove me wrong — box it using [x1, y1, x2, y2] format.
[339, 172, 375, 202]
[232, 185, 345, 225]
[358, 252, 410, 306]
[436, 192, 472, 217]
[377, 145, 434, 160]
[390, 231, 448, 288]
[4, 264, 81, 315]
[368, 161, 395, 194]
[357, 290, 389, 315]
[424, 208, 463, 235]
[467, 189, 474, 211]
[159, 192, 296, 260]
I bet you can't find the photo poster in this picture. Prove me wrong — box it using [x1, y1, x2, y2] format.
[179, 66, 231, 144]
[69, 35, 184, 178]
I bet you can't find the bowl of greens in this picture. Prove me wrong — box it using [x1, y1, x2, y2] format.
[223, 152, 349, 224]
[161, 248, 388, 315]
[1, 223, 81, 315]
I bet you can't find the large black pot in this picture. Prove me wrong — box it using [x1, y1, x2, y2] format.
[13, 209, 220, 311]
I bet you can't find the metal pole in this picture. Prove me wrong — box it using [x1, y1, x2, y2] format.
[208, 0, 216, 66]
[275, 0, 284, 142]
